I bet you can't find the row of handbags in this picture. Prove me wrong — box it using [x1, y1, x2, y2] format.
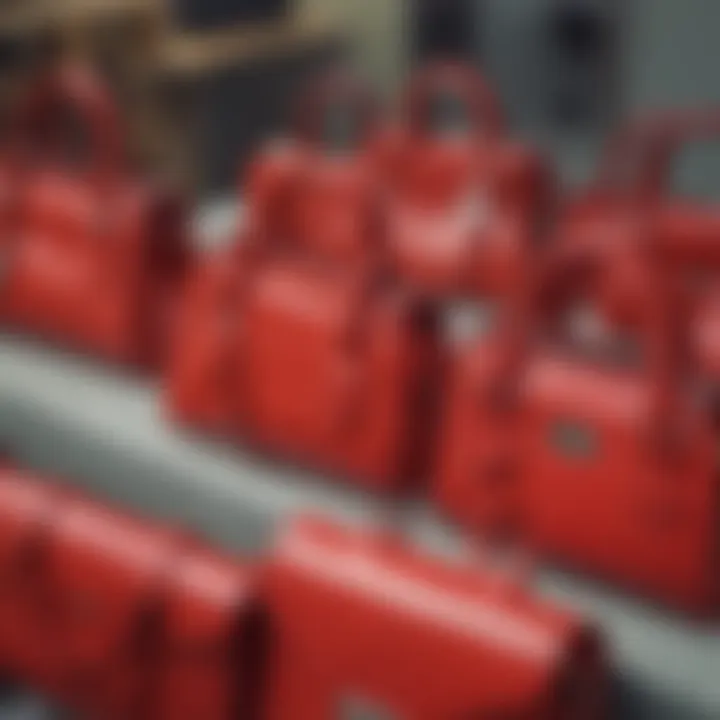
[166, 65, 547, 489]
[0, 464, 608, 720]
[0, 62, 718, 617]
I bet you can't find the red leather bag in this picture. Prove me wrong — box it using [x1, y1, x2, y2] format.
[384, 62, 552, 299]
[435, 240, 720, 615]
[245, 71, 385, 264]
[0, 62, 190, 368]
[262, 515, 607, 720]
[0, 465, 262, 720]
[561, 109, 720, 382]
[167, 73, 438, 492]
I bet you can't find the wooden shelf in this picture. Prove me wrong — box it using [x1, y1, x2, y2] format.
[157, 18, 341, 78]
[0, 0, 161, 36]
[0, 2, 341, 78]
[0, 2, 344, 193]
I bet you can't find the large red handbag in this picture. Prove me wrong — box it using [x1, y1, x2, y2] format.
[0, 466, 262, 720]
[561, 109, 720, 382]
[261, 515, 607, 720]
[0, 62, 190, 368]
[384, 62, 553, 299]
[167, 73, 439, 492]
[435, 239, 720, 615]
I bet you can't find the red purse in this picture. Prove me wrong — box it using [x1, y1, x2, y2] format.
[262, 515, 607, 719]
[245, 70, 385, 264]
[0, 465, 261, 720]
[384, 62, 552, 299]
[166, 72, 439, 491]
[435, 239, 719, 615]
[561, 109, 720, 382]
[0, 62, 190, 368]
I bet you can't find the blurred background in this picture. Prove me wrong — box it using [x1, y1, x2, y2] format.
[1, 4, 720, 718]
[2, 0, 720, 198]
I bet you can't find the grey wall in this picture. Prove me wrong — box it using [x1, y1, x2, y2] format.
[628, 0, 720, 110]
[196, 1, 720, 194]
[480, 0, 720, 190]
[481, 0, 720, 120]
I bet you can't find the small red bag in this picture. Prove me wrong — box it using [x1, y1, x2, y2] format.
[245, 71, 385, 264]
[0, 62, 190, 368]
[0, 466, 262, 720]
[435, 240, 720, 615]
[561, 109, 720, 382]
[384, 62, 552, 299]
[166, 72, 439, 491]
[262, 515, 607, 720]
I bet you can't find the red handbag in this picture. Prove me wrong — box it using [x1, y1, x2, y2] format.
[435, 239, 720, 615]
[0, 466, 262, 720]
[561, 109, 720, 382]
[167, 72, 439, 492]
[0, 62, 190, 368]
[262, 515, 607, 720]
[384, 62, 553, 299]
[245, 70, 385, 264]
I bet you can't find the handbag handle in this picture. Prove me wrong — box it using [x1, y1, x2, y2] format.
[595, 109, 720, 203]
[6, 61, 125, 186]
[245, 68, 384, 259]
[402, 61, 506, 141]
[292, 67, 380, 151]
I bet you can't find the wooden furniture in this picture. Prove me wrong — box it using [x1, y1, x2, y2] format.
[0, 0, 342, 193]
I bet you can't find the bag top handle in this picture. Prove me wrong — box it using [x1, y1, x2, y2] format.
[6, 61, 125, 186]
[292, 67, 381, 153]
[596, 109, 720, 203]
[402, 61, 506, 142]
